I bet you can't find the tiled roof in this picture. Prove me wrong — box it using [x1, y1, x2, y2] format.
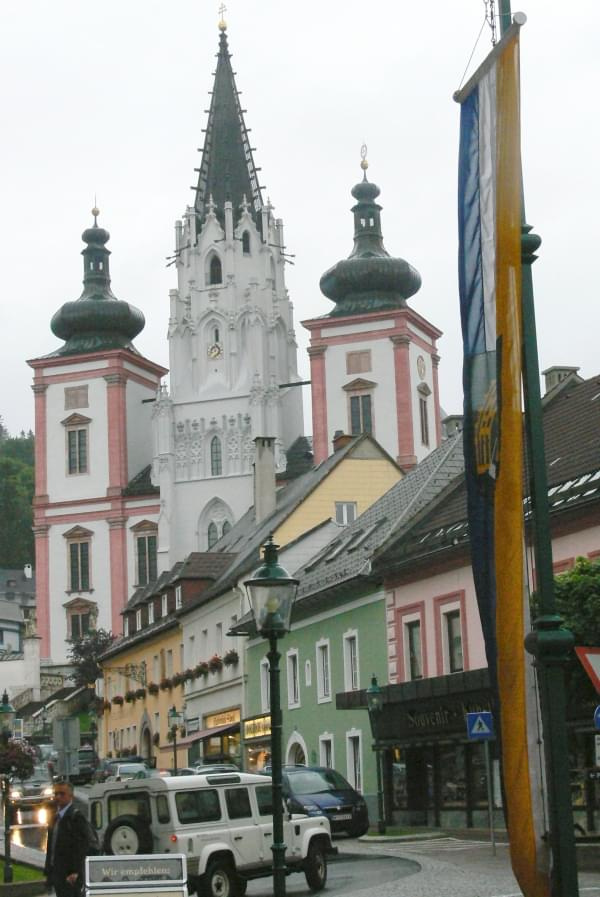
[175, 553, 236, 581]
[189, 434, 391, 605]
[375, 373, 600, 569]
[294, 433, 465, 602]
[122, 465, 159, 497]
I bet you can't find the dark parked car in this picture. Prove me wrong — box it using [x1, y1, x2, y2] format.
[280, 766, 369, 837]
[72, 748, 100, 784]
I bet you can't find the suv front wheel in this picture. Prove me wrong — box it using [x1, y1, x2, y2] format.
[202, 857, 239, 897]
[304, 840, 328, 891]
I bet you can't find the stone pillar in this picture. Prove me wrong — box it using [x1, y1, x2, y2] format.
[108, 517, 128, 634]
[32, 383, 48, 503]
[33, 525, 51, 660]
[431, 352, 442, 447]
[391, 335, 417, 469]
[105, 372, 128, 496]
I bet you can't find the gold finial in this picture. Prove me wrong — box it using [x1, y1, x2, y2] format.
[360, 143, 369, 172]
[92, 202, 100, 225]
[218, 3, 227, 30]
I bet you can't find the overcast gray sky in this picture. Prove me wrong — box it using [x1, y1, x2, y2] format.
[1, 0, 596, 436]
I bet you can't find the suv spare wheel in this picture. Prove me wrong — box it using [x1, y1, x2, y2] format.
[103, 815, 153, 855]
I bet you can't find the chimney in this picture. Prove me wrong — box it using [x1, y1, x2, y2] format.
[23, 564, 32, 580]
[542, 365, 580, 395]
[254, 437, 276, 523]
[332, 431, 353, 452]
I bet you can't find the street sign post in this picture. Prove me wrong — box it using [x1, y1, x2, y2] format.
[466, 711, 495, 853]
[53, 718, 80, 780]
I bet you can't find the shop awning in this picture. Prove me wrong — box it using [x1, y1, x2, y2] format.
[178, 722, 239, 748]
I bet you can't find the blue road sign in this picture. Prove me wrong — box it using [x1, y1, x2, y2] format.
[594, 706, 600, 730]
[466, 711, 495, 741]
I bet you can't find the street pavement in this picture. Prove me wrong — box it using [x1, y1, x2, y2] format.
[3, 812, 600, 897]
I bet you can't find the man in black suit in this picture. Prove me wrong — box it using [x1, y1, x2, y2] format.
[44, 781, 92, 897]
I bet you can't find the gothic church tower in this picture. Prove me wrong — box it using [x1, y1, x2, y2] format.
[153, 20, 304, 567]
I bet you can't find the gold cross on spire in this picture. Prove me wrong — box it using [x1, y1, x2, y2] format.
[218, 3, 227, 30]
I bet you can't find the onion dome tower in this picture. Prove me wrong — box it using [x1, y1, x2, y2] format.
[49, 209, 145, 356]
[319, 154, 422, 316]
[303, 149, 442, 469]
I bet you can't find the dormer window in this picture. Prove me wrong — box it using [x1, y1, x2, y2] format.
[148, 602, 155, 625]
[136, 609, 142, 630]
[161, 594, 168, 617]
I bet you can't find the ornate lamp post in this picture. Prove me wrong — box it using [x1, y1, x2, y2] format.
[245, 537, 298, 897]
[0, 691, 16, 883]
[366, 675, 385, 835]
[168, 706, 183, 773]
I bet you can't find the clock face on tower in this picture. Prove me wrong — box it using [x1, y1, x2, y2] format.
[207, 343, 223, 360]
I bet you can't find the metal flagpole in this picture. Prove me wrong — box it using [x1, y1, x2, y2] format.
[498, 3, 580, 894]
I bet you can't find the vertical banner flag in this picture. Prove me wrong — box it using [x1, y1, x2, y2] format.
[456, 20, 550, 897]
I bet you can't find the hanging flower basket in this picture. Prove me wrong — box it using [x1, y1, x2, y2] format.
[208, 654, 223, 673]
[124, 690, 136, 703]
[112, 695, 124, 706]
[183, 668, 195, 682]
[160, 677, 173, 691]
[148, 682, 160, 695]
[171, 672, 184, 687]
[223, 649, 239, 667]
[194, 662, 209, 678]
[135, 687, 146, 700]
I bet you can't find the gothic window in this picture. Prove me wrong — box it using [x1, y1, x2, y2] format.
[209, 254, 222, 285]
[242, 231, 250, 254]
[210, 436, 222, 476]
[222, 520, 231, 537]
[207, 522, 218, 548]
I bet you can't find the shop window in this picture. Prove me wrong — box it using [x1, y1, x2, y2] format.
[260, 657, 270, 712]
[405, 619, 423, 680]
[335, 501, 357, 526]
[136, 530, 157, 586]
[440, 743, 466, 807]
[346, 732, 363, 792]
[343, 631, 359, 691]
[287, 650, 300, 708]
[210, 437, 222, 476]
[319, 736, 334, 769]
[316, 640, 331, 702]
[346, 350, 371, 375]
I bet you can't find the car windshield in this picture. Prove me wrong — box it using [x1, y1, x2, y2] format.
[286, 769, 352, 794]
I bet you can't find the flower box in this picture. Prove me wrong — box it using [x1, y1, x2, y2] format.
[160, 677, 173, 691]
[112, 695, 124, 706]
[208, 655, 223, 673]
[124, 690, 136, 703]
[135, 687, 146, 699]
[148, 682, 159, 695]
[223, 649, 239, 667]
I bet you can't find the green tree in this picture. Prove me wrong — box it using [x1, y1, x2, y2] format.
[68, 629, 116, 687]
[533, 557, 600, 701]
[0, 456, 34, 567]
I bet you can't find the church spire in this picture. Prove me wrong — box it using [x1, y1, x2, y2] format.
[194, 21, 263, 229]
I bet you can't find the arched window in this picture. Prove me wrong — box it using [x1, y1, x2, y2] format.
[222, 520, 231, 537]
[210, 436, 222, 476]
[209, 255, 222, 285]
[213, 326, 220, 343]
[242, 231, 250, 254]
[207, 522, 218, 548]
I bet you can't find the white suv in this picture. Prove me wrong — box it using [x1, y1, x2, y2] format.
[89, 771, 336, 897]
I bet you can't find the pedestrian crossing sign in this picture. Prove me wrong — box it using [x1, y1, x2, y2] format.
[466, 711, 494, 740]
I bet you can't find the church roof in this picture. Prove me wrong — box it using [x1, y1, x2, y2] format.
[48, 210, 145, 357]
[194, 23, 263, 229]
[319, 154, 422, 317]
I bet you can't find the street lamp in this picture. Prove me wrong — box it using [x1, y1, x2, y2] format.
[245, 536, 298, 897]
[0, 691, 15, 883]
[40, 706, 47, 740]
[366, 675, 386, 835]
[168, 706, 183, 773]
